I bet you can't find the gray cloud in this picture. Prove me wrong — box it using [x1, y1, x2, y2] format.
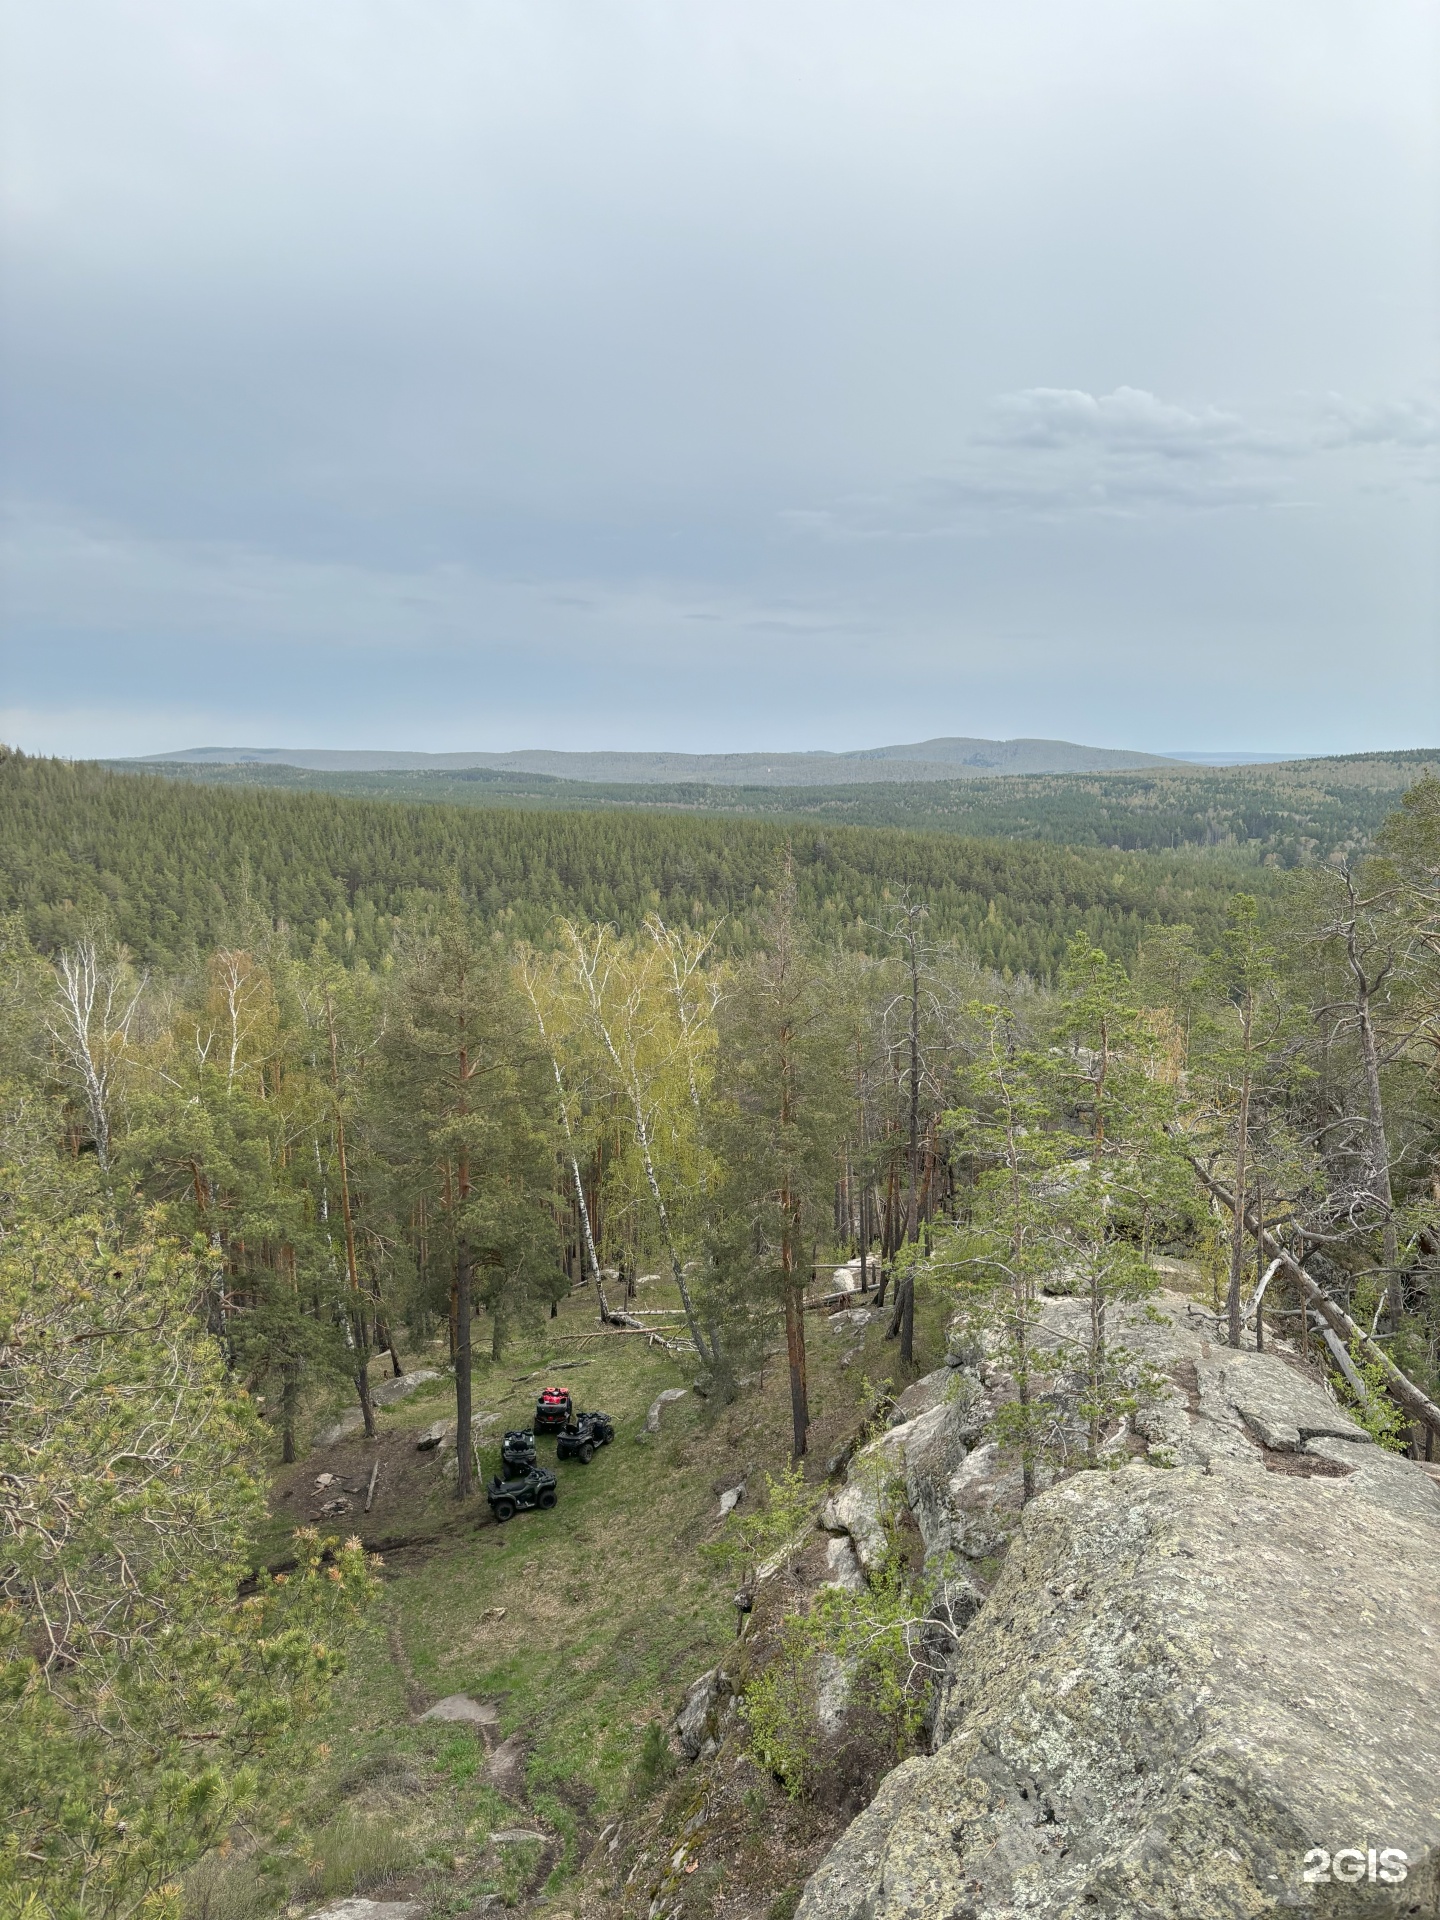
[1, 1, 1436, 755]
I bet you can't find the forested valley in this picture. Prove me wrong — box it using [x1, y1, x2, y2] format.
[3, 751, 1269, 974]
[4, 754, 1440, 1919]
[113, 746, 1434, 864]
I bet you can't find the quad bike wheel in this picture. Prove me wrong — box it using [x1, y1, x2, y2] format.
[537, 1488, 558, 1510]
[578, 1442, 594, 1464]
[493, 1499, 517, 1522]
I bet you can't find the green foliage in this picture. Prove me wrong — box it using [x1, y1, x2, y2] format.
[937, 944, 1181, 1482]
[383, 899, 562, 1358]
[1337, 1282, 1414, 1453]
[706, 863, 851, 1417]
[1339, 1339, 1411, 1453]
[0, 1216, 379, 1919]
[739, 1548, 933, 1799]
[3, 750, 1273, 979]
[702, 1466, 815, 1589]
[629, 1722, 676, 1796]
[291, 1809, 417, 1904]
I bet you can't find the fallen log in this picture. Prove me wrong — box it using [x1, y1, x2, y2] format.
[601, 1310, 695, 1354]
[1310, 1319, 1369, 1400]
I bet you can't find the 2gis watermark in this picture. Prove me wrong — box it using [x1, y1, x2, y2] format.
[1303, 1847, 1410, 1887]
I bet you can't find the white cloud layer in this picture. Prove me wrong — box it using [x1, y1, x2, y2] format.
[1, 0, 1436, 753]
[979, 387, 1268, 457]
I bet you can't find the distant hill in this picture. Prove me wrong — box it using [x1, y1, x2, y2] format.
[134, 736, 1188, 784]
[108, 747, 1438, 866]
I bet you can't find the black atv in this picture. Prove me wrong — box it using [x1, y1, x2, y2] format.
[486, 1465, 559, 1521]
[501, 1428, 537, 1474]
[555, 1410, 615, 1464]
[534, 1385, 573, 1433]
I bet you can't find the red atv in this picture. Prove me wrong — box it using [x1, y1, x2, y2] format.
[534, 1385, 573, 1434]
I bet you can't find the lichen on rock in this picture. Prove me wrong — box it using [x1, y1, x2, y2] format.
[797, 1292, 1440, 1919]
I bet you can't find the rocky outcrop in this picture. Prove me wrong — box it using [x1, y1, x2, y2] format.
[314, 1370, 443, 1446]
[421, 1694, 498, 1728]
[824, 1534, 866, 1591]
[821, 1368, 991, 1572]
[306, 1901, 422, 1920]
[799, 1295, 1440, 1919]
[372, 1368, 440, 1407]
[674, 1667, 734, 1762]
[418, 1410, 498, 1454]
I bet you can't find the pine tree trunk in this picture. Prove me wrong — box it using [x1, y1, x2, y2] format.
[906, 949, 921, 1243]
[1016, 1328, 1035, 1503]
[455, 1236, 474, 1496]
[281, 1360, 299, 1465]
[355, 1359, 376, 1441]
[375, 1306, 404, 1377]
[1356, 983, 1401, 1320]
[783, 1240, 809, 1461]
[1227, 999, 1252, 1350]
[1254, 1170, 1265, 1352]
[327, 995, 375, 1436]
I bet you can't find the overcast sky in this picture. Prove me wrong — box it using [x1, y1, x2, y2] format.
[1, 1, 1436, 759]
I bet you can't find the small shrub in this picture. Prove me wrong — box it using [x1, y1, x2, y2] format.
[701, 1463, 816, 1589]
[629, 1721, 675, 1795]
[1342, 1339, 1411, 1453]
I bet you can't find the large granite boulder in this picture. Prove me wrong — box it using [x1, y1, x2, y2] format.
[313, 1370, 443, 1446]
[798, 1306, 1440, 1919]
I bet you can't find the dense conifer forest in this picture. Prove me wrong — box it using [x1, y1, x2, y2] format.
[113, 747, 1436, 863]
[5, 750, 1268, 975]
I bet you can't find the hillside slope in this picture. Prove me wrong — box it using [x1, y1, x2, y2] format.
[192, 1267, 943, 1920]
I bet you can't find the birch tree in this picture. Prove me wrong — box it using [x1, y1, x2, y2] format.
[517, 945, 613, 1323]
[45, 935, 145, 1173]
[554, 919, 720, 1368]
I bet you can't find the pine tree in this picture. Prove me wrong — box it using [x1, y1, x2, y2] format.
[384, 902, 559, 1494]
